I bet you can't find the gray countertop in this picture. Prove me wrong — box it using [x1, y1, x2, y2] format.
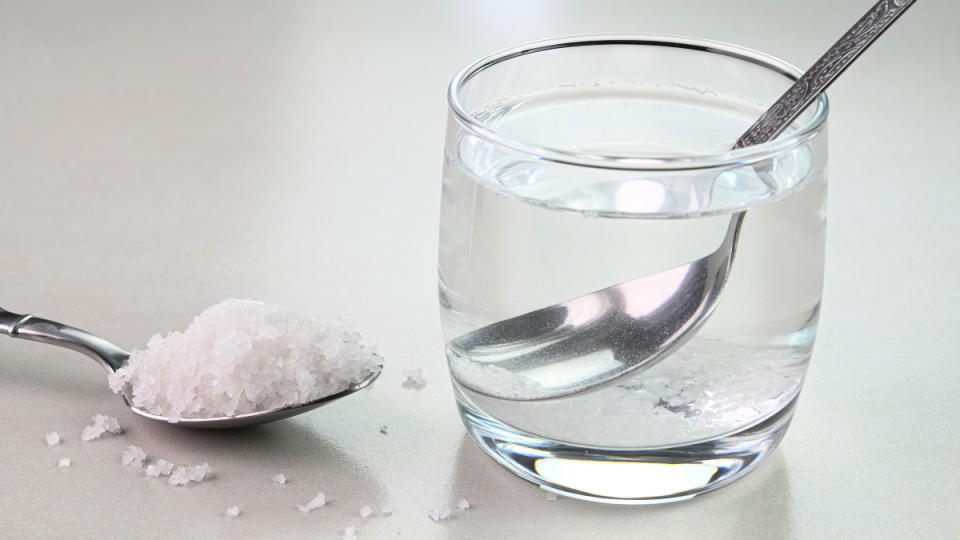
[1, 1, 957, 538]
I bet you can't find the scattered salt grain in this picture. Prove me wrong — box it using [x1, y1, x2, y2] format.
[298, 492, 326, 513]
[45, 432, 61, 446]
[401, 369, 426, 390]
[108, 299, 382, 422]
[343, 526, 358, 540]
[226, 506, 240, 518]
[145, 459, 174, 477]
[81, 414, 122, 441]
[58, 457, 71, 468]
[168, 463, 212, 486]
[545, 492, 558, 501]
[428, 508, 450, 522]
[121, 445, 147, 467]
[272, 473, 287, 485]
[381, 506, 393, 516]
[360, 505, 373, 518]
[457, 499, 471, 510]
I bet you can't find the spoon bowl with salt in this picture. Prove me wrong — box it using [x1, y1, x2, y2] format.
[0, 301, 382, 429]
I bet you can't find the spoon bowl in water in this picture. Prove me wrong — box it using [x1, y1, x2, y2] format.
[0, 306, 382, 429]
[449, 0, 916, 401]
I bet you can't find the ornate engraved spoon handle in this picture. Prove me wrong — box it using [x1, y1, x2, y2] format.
[734, 0, 916, 149]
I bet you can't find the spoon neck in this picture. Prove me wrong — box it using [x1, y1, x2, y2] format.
[0, 307, 129, 373]
[1, 306, 27, 336]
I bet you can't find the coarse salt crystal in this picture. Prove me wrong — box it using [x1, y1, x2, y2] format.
[428, 508, 450, 522]
[226, 506, 240, 518]
[457, 499, 470, 510]
[58, 457, 71, 468]
[343, 526, 357, 540]
[45, 432, 61, 446]
[401, 369, 426, 390]
[298, 492, 326, 513]
[272, 473, 287, 485]
[546, 492, 558, 501]
[81, 414, 122, 441]
[108, 300, 382, 422]
[169, 466, 190, 485]
[145, 459, 174, 477]
[121, 445, 147, 467]
[168, 463, 212, 486]
[381, 506, 393, 516]
[360, 505, 372, 518]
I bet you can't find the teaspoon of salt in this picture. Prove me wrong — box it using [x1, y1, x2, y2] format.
[1, 300, 382, 429]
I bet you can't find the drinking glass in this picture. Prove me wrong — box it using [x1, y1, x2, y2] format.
[439, 36, 828, 503]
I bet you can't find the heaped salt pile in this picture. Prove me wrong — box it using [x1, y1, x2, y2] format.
[108, 299, 382, 421]
[81, 414, 122, 441]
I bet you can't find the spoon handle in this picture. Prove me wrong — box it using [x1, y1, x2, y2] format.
[733, 0, 916, 149]
[0, 307, 22, 335]
[0, 306, 128, 372]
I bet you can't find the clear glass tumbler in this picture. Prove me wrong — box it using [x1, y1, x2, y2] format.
[439, 36, 827, 503]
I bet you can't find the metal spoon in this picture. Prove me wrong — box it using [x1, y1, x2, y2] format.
[0, 306, 382, 428]
[448, 0, 915, 401]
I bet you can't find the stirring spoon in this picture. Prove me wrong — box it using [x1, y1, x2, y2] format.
[448, 0, 916, 401]
[0, 306, 382, 428]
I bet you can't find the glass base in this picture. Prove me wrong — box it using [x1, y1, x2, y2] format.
[458, 395, 797, 504]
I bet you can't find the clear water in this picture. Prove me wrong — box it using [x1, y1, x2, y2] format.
[439, 83, 826, 449]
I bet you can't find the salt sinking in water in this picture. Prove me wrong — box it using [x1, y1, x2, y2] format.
[108, 299, 382, 422]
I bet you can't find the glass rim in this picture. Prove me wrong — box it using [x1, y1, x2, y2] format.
[447, 34, 829, 172]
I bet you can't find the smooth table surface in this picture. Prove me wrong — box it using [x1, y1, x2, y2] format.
[1, 1, 957, 538]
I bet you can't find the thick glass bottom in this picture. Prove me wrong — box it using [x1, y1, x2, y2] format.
[458, 394, 797, 504]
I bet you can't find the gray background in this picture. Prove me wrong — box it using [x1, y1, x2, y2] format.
[1, 1, 956, 538]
